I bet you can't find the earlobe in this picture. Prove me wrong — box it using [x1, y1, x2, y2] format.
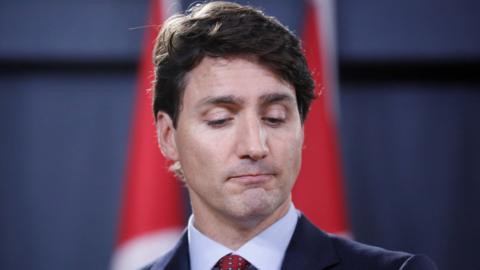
[155, 112, 179, 161]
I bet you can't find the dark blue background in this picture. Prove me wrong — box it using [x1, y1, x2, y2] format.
[1, 0, 479, 269]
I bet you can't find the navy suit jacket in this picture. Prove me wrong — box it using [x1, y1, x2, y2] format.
[142, 214, 437, 270]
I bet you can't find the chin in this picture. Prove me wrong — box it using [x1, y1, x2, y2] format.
[228, 188, 284, 221]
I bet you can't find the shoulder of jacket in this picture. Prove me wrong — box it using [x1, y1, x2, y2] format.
[328, 234, 436, 269]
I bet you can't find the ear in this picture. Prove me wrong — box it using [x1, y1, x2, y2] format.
[155, 112, 179, 161]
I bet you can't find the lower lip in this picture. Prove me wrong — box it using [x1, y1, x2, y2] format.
[229, 174, 273, 185]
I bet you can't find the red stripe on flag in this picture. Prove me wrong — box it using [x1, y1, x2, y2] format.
[292, 0, 349, 234]
[116, 0, 183, 247]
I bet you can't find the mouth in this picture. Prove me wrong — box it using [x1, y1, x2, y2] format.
[227, 173, 275, 185]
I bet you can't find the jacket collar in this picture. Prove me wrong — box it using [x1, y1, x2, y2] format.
[163, 214, 339, 270]
[281, 214, 340, 270]
[164, 229, 190, 270]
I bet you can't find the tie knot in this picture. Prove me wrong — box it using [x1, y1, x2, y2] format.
[215, 254, 251, 270]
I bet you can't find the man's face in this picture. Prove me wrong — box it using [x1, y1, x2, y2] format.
[157, 56, 303, 224]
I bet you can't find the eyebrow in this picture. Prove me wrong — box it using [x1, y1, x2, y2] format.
[196, 92, 295, 110]
[197, 95, 245, 109]
[259, 93, 295, 106]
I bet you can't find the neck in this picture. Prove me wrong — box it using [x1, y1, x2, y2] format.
[191, 197, 291, 250]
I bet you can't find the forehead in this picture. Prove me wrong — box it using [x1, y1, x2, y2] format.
[181, 56, 296, 106]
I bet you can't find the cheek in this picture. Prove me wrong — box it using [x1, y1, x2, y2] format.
[271, 126, 303, 152]
[273, 129, 303, 173]
[176, 128, 228, 178]
[289, 135, 303, 170]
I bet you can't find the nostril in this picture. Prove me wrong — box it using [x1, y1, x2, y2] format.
[240, 153, 266, 161]
[244, 145, 269, 161]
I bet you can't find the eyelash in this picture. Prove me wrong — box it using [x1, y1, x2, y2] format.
[206, 117, 285, 128]
[207, 118, 233, 127]
[263, 117, 285, 126]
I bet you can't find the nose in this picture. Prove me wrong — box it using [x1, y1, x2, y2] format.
[236, 116, 269, 161]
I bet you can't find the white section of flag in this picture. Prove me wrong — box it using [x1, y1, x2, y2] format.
[111, 229, 182, 270]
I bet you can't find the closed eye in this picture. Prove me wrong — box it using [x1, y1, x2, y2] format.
[263, 117, 285, 127]
[207, 118, 233, 128]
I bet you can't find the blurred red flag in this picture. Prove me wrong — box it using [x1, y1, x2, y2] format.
[293, 0, 349, 235]
[111, 1, 183, 269]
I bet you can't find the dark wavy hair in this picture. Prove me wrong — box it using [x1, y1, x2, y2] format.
[153, 1, 315, 126]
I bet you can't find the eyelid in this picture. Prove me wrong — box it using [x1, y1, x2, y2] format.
[262, 117, 285, 128]
[203, 107, 234, 128]
[264, 104, 287, 117]
[203, 107, 231, 119]
[206, 117, 233, 128]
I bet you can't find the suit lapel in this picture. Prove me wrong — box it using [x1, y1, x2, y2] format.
[164, 231, 191, 270]
[281, 214, 340, 270]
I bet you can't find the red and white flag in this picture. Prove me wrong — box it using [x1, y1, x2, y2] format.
[293, 0, 349, 235]
[111, 1, 183, 269]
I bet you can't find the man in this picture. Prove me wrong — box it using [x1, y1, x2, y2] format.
[144, 1, 437, 269]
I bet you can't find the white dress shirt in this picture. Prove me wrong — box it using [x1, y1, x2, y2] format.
[188, 203, 300, 270]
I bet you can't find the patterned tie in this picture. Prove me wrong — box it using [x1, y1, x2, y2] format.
[215, 254, 252, 270]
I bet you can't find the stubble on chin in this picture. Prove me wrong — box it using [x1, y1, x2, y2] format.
[224, 187, 284, 224]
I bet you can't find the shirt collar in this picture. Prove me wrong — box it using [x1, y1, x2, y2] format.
[188, 203, 299, 270]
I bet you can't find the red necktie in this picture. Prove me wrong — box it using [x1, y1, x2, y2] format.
[215, 254, 252, 270]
